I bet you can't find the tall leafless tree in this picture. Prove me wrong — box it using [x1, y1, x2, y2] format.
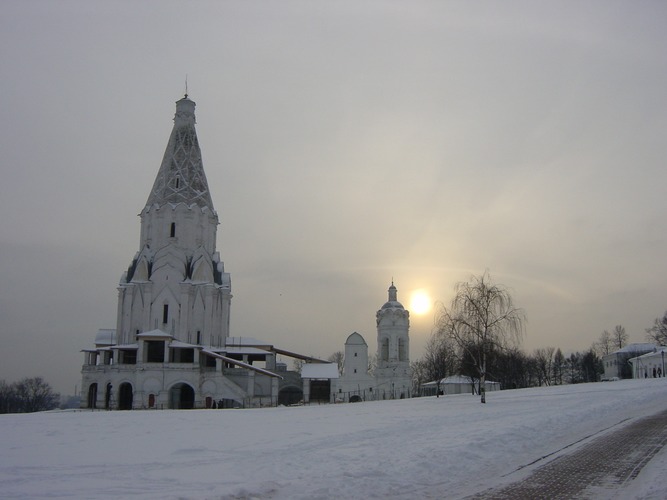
[327, 351, 345, 375]
[595, 330, 613, 357]
[552, 348, 565, 385]
[612, 325, 628, 349]
[533, 347, 555, 386]
[646, 311, 667, 346]
[435, 272, 525, 403]
[419, 332, 458, 396]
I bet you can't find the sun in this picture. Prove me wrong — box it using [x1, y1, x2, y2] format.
[410, 290, 432, 315]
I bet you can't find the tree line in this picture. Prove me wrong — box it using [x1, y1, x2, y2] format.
[412, 271, 667, 402]
[0, 377, 60, 414]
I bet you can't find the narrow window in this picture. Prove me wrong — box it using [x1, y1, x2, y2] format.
[196, 331, 201, 344]
[175, 176, 180, 189]
[354, 352, 357, 357]
[163, 304, 169, 324]
[354, 369, 357, 373]
[170, 223, 176, 238]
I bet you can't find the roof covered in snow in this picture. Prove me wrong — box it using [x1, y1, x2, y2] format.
[226, 336, 271, 348]
[613, 343, 658, 354]
[301, 363, 340, 379]
[169, 341, 198, 349]
[137, 329, 174, 339]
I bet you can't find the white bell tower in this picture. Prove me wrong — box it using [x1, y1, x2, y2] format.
[375, 282, 411, 398]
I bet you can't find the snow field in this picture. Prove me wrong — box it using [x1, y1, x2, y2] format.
[2, 378, 667, 499]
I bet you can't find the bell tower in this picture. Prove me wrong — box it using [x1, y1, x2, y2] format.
[375, 282, 411, 398]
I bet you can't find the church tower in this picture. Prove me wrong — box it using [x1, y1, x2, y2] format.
[115, 96, 231, 347]
[375, 282, 411, 398]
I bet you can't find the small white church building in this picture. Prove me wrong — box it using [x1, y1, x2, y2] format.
[332, 283, 412, 402]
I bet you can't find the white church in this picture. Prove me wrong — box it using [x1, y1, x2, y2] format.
[330, 283, 412, 402]
[81, 95, 410, 409]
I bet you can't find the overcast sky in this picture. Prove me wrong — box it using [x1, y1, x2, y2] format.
[1, 1, 666, 395]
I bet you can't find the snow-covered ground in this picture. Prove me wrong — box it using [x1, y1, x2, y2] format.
[2, 379, 666, 499]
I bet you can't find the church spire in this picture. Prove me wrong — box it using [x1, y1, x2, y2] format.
[388, 281, 398, 302]
[145, 96, 215, 211]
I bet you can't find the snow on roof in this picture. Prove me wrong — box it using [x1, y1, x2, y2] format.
[169, 341, 198, 349]
[137, 329, 173, 338]
[224, 346, 272, 355]
[629, 347, 667, 360]
[112, 344, 138, 349]
[301, 363, 340, 379]
[201, 350, 282, 379]
[614, 343, 657, 354]
[226, 336, 271, 347]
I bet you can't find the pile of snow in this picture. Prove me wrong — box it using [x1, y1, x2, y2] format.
[2, 379, 666, 499]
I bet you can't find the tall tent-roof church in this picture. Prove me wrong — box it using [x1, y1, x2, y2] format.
[80, 96, 410, 410]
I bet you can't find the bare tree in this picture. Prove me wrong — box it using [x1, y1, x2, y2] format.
[646, 311, 667, 345]
[0, 380, 18, 414]
[291, 358, 305, 373]
[411, 359, 429, 396]
[552, 348, 565, 385]
[419, 332, 458, 397]
[533, 347, 555, 386]
[595, 330, 613, 357]
[11, 377, 59, 413]
[612, 325, 628, 349]
[435, 272, 525, 403]
[327, 351, 344, 375]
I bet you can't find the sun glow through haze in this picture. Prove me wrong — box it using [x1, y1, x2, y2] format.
[410, 290, 432, 315]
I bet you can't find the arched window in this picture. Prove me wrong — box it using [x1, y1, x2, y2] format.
[399, 338, 406, 361]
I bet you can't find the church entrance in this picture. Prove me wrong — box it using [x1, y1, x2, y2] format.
[169, 383, 195, 409]
[309, 380, 331, 403]
[87, 383, 98, 409]
[278, 386, 303, 406]
[118, 383, 133, 410]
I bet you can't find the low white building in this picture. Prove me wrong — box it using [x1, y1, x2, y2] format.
[629, 347, 667, 379]
[602, 343, 657, 380]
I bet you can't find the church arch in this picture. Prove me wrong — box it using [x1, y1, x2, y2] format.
[381, 338, 389, 361]
[118, 382, 134, 410]
[399, 338, 407, 361]
[169, 382, 195, 409]
[87, 383, 98, 409]
[105, 382, 113, 409]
